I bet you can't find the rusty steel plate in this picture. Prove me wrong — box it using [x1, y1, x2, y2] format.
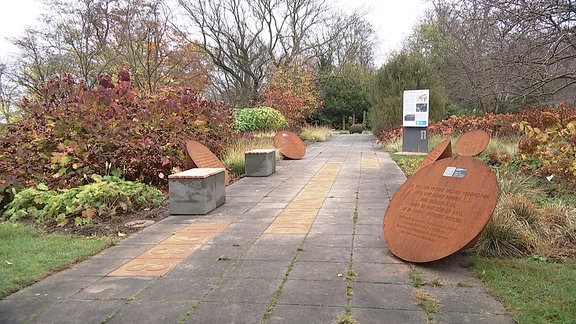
[185, 140, 230, 185]
[454, 130, 490, 157]
[383, 156, 498, 263]
[274, 130, 306, 159]
[414, 137, 452, 174]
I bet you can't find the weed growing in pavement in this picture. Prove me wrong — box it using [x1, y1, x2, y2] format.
[413, 288, 440, 321]
[408, 264, 426, 288]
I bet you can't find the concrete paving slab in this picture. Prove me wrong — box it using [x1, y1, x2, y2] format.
[217, 222, 266, 235]
[236, 209, 282, 222]
[226, 195, 264, 203]
[90, 244, 158, 259]
[353, 247, 399, 263]
[278, 279, 348, 307]
[350, 307, 428, 323]
[241, 245, 299, 261]
[434, 312, 516, 324]
[184, 301, 267, 324]
[225, 260, 292, 279]
[356, 210, 387, 221]
[206, 229, 262, 244]
[353, 262, 412, 284]
[422, 286, 510, 315]
[297, 246, 351, 262]
[209, 202, 255, 215]
[253, 233, 306, 246]
[268, 304, 343, 323]
[249, 202, 289, 209]
[354, 234, 386, 249]
[156, 215, 203, 224]
[321, 200, 356, 209]
[107, 299, 195, 324]
[317, 207, 356, 216]
[289, 261, 349, 281]
[135, 222, 188, 234]
[304, 233, 354, 247]
[350, 282, 421, 310]
[183, 243, 246, 261]
[75, 276, 156, 299]
[205, 278, 283, 303]
[355, 223, 385, 235]
[136, 276, 219, 299]
[310, 222, 354, 236]
[118, 231, 173, 245]
[28, 299, 124, 324]
[3, 272, 101, 299]
[0, 299, 54, 323]
[64, 257, 134, 276]
[167, 256, 232, 277]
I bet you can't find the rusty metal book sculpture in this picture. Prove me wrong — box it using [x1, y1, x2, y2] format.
[274, 130, 306, 160]
[454, 129, 490, 157]
[185, 140, 230, 185]
[383, 156, 498, 263]
[414, 137, 453, 174]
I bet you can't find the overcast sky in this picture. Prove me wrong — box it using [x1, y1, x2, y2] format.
[0, 0, 430, 66]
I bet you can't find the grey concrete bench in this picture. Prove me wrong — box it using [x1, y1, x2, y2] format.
[245, 149, 276, 177]
[168, 168, 226, 215]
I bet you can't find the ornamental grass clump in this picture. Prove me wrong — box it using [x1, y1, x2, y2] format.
[470, 172, 576, 261]
[299, 125, 333, 142]
[221, 134, 278, 177]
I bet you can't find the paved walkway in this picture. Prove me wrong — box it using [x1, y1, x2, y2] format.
[0, 134, 515, 324]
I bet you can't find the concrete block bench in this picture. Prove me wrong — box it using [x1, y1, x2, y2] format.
[245, 149, 276, 177]
[168, 168, 226, 215]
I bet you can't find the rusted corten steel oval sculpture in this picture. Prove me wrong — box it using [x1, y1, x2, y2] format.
[414, 137, 452, 175]
[185, 140, 230, 185]
[383, 156, 498, 263]
[274, 130, 306, 160]
[454, 129, 490, 157]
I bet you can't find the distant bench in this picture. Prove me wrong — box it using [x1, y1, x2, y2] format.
[245, 149, 276, 177]
[168, 168, 226, 215]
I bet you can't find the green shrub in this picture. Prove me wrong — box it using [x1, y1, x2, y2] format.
[3, 174, 165, 227]
[234, 107, 287, 132]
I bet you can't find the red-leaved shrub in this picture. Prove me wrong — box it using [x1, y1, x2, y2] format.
[0, 71, 235, 201]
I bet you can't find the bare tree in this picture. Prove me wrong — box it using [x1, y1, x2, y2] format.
[177, 0, 374, 107]
[315, 11, 376, 72]
[0, 62, 21, 124]
[10, 0, 213, 96]
[11, 28, 73, 96]
[429, 0, 576, 111]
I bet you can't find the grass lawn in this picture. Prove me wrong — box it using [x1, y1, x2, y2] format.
[0, 222, 116, 298]
[470, 257, 576, 324]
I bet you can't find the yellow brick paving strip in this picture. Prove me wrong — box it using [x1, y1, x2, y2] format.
[361, 154, 380, 169]
[265, 162, 342, 234]
[107, 222, 229, 277]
